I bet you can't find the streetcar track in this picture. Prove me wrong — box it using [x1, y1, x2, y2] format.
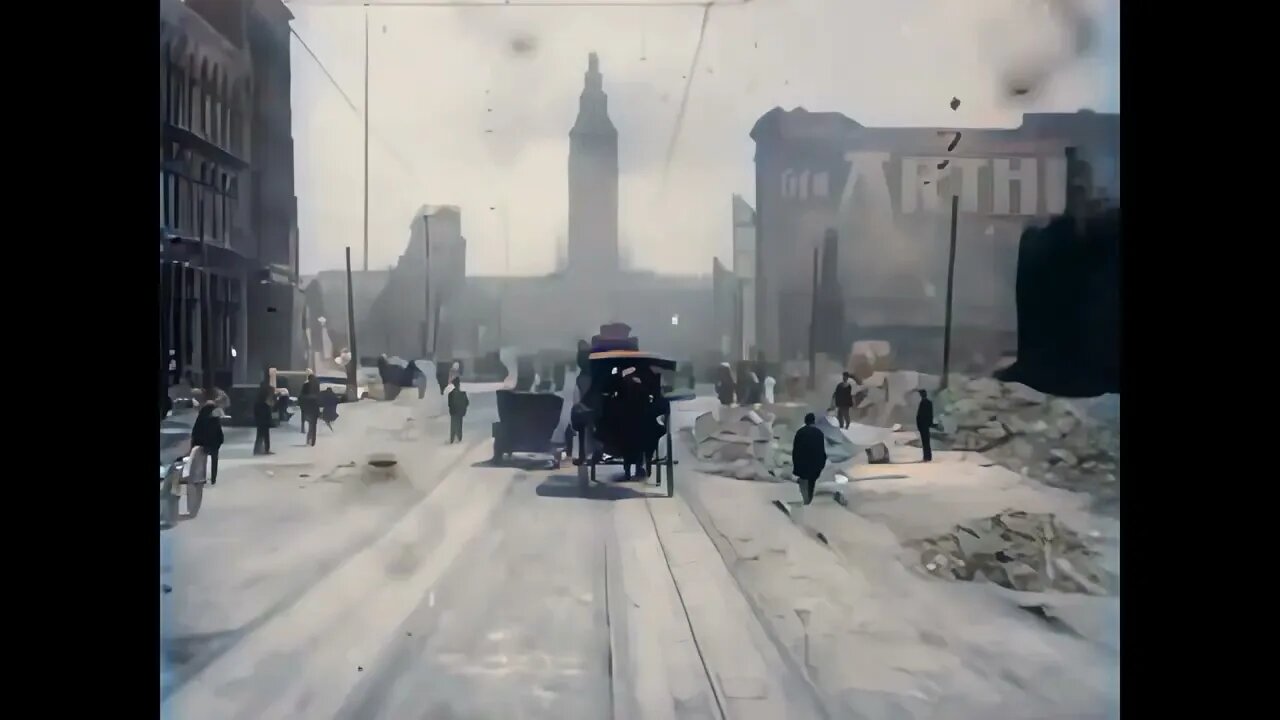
[161, 434, 487, 702]
[641, 497, 729, 720]
[665, 443, 837, 720]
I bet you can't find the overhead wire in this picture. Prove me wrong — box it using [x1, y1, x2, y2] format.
[661, 2, 713, 187]
[289, 25, 424, 189]
[284, 1, 749, 8]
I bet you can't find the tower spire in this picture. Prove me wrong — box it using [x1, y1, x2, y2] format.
[572, 51, 613, 136]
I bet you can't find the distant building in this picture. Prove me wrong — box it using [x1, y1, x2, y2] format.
[732, 195, 757, 359]
[159, 0, 302, 388]
[567, 52, 620, 283]
[712, 196, 758, 361]
[301, 269, 389, 369]
[750, 107, 1119, 370]
[303, 54, 715, 364]
[361, 206, 469, 359]
[444, 54, 714, 361]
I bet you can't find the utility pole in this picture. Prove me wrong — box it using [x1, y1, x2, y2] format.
[807, 245, 818, 390]
[345, 246, 361, 401]
[941, 195, 960, 389]
[422, 213, 431, 358]
[496, 205, 509, 347]
[362, 4, 370, 272]
[431, 301, 443, 356]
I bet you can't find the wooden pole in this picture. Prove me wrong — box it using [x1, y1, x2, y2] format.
[807, 245, 818, 390]
[941, 195, 959, 389]
[422, 213, 431, 358]
[345, 246, 361, 401]
[431, 300, 443, 356]
[362, 7, 370, 272]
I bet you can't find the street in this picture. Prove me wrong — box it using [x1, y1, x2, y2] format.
[160, 386, 825, 720]
[160, 384, 1116, 719]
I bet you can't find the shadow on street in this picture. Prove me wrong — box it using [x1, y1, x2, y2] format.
[534, 475, 653, 501]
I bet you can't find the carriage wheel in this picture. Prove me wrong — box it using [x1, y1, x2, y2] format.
[664, 413, 675, 498]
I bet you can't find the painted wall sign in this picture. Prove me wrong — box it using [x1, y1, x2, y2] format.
[779, 153, 1070, 217]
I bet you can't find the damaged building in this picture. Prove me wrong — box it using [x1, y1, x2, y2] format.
[750, 107, 1119, 374]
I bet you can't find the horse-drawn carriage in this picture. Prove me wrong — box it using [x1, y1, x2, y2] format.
[570, 324, 691, 496]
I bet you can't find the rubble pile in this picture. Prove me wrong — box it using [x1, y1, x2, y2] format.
[932, 376, 1120, 507]
[692, 405, 892, 483]
[910, 510, 1115, 595]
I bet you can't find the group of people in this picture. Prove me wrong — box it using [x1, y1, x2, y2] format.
[250, 371, 340, 456]
[714, 362, 776, 407]
[788, 377, 937, 506]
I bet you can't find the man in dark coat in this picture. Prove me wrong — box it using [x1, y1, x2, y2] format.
[714, 363, 736, 406]
[435, 360, 451, 395]
[299, 374, 321, 447]
[792, 413, 827, 505]
[253, 380, 275, 455]
[190, 401, 225, 485]
[618, 370, 658, 479]
[831, 372, 855, 429]
[916, 389, 935, 462]
[447, 379, 469, 443]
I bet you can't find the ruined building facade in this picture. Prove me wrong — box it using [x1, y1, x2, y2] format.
[750, 107, 1119, 372]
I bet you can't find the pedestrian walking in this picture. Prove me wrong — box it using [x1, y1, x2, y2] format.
[916, 389, 935, 462]
[762, 375, 777, 404]
[792, 413, 828, 505]
[319, 387, 340, 431]
[435, 361, 451, 395]
[253, 380, 274, 455]
[831, 372, 855, 429]
[299, 372, 320, 447]
[190, 401, 224, 485]
[715, 362, 736, 406]
[184, 444, 209, 517]
[447, 378, 469, 443]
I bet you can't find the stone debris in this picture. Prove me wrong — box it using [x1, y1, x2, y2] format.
[910, 510, 1115, 595]
[847, 339, 894, 381]
[692, 404, 897, 483]
[933, 375, 1119, 511]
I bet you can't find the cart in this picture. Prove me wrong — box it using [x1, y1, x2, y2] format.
[491, 389, 566, 469]
[571, 349, 692, 497]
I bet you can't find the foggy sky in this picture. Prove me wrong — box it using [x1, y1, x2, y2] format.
[290, 0, 1120, 278]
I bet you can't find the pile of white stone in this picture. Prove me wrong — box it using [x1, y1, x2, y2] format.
[910, 509, 1115, 595]
[691, 404, 896, 483]
[933, 376, 1121, 509]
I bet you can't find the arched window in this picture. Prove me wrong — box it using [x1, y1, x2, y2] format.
[185, 55, 197, 129]
[170, 61, 183, 126]
[174, 176, 185, 233]
[160, 42, 169, 122]
[199, 59, 211, 138]
[189, 58, 202, 134]
[215, 72, 227, 148]
[221, 172, 232, 241]
[199, 162, 211, 237]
